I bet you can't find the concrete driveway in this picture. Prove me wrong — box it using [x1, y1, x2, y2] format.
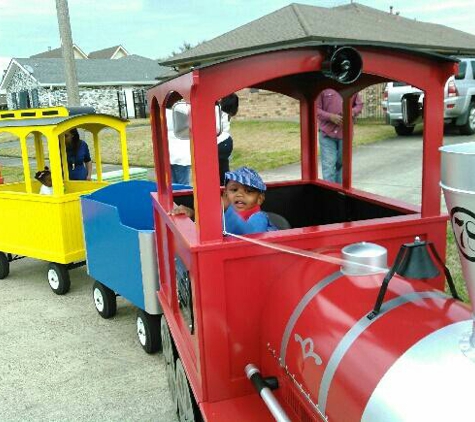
[0, 259, 177, 422]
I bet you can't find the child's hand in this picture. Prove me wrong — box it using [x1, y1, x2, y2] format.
[170, 205, 194, 218]
[221, 191, 230, 210]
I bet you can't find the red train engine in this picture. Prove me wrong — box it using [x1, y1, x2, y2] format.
[148, 44, 473, 421]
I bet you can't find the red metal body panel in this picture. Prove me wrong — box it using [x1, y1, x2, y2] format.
[148, 46, 458, 420]
[261, 262, 471, 421]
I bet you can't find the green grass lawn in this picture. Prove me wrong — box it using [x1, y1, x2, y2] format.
[0, 118, 395, 171]
[230, 118, 395, 171]
[1, 166, 24, 182]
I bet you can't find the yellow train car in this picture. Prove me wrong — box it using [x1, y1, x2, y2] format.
[0, 106, 130, 294]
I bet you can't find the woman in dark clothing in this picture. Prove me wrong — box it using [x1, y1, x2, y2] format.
[65, 128, 92, 180]
[218, 93, 239, 185]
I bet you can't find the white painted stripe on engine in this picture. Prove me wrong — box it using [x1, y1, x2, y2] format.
[318, 290, 446, 414]
[362, 319, 473, 422]
[279, 271, 343, 367]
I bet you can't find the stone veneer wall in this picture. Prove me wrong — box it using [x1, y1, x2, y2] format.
[5, 70, 149, 117]
[235, 84, 385, 121]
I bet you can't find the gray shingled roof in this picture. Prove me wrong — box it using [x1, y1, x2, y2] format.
[14, 56, 175, 85]
[161, 2, 475, 67]
[30, 47, 64, 59]
[30, 45, 88, 59]
[88, 45, 126, 59]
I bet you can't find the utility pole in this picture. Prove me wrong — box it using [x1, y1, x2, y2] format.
[56, 0, 80, 106]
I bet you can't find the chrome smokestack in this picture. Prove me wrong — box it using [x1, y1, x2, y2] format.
[440, 142, 475, 352]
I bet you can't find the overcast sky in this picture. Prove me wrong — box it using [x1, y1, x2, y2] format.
[0, 0, 474, 61]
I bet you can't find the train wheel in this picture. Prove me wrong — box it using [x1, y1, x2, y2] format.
[92, 281, 117, 319]
[47, 263, 71, 295]
[136, 310, 162, 354]
[161, 317, 178, 410]
[176, 358, 200, 422]
[0, 252, 10, 279]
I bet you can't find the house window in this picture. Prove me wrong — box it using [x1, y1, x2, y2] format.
[133, 89, 148, 118]
[19, 90, 31, 108]
[117, 90, 128, 119]
[31, 89, 40, 108]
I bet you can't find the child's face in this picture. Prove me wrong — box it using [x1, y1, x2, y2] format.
[43, 174, 52, 187]
[225, 181, 264, 211]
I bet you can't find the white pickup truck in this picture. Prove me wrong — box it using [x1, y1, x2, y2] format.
[382, 57, 475, 136]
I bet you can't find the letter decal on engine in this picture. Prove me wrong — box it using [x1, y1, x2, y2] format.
[451, 206, 475, 262]
[295, 333, 323, 366]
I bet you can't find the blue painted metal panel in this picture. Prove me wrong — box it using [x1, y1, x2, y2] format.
[81, 180, 190, 310]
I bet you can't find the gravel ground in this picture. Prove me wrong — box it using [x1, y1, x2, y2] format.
[0, 258, 177, 422]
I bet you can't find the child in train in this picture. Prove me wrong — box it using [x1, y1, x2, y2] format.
[171, 166, 277, 235]
[34, 167, 53, 195]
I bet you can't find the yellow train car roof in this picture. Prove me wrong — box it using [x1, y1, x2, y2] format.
[0, 106, 128, 132]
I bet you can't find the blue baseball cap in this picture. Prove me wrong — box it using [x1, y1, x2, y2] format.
[224, 166, 266, 192]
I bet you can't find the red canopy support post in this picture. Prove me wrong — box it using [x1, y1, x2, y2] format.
[190, 91, 223, 243]
[301, 97, 318, 181]
[421, 86, 445, 217]
[342, 95, 354, 189]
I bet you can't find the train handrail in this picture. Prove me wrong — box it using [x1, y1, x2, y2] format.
[245, 363, 291, 422]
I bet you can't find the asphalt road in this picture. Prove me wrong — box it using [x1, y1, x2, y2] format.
[1, 127, 474, 421]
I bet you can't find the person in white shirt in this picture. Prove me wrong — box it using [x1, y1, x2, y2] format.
[34, 167, 53, 195]
[166, 102, 192, 186]
[166, 94, 239, 186]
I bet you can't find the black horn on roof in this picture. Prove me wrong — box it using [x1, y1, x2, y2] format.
[321, 46, 362, 84]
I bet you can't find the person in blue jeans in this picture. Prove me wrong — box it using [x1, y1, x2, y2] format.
[171, 166, 276, 235]
[316, 89, 363, 183]
[65, 129, 92, 180]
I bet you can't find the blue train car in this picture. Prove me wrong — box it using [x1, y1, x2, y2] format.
[81, 180, 189, 353]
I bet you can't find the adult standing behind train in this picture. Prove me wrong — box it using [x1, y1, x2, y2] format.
[166, 103, 191, 185]
[316, 89, 363, 183]
[217, 93, 239, 185]
[65, 129, 92, 180]
[167, 95, 239, 186]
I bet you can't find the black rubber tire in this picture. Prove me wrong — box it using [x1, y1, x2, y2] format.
[0, 252, 10, 280]
[394, 123, 415, 136]
[459, 102, 475, 135]
[161, 316, 178, 410]
[136, 310, 162, 354]
[92, 281, 117, 319]
[176, 358, 202, 422]
[47, 263, 71, 295]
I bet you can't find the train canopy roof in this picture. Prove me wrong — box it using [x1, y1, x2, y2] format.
[161, 2, 475, 69]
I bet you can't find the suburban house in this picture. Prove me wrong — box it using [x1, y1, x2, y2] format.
[160, 2, 475, 120]
[0, 45, 175, 118]
[0, 57, 10, 110]
[30, 44, 89, 59]
[31, 44, 129, 60]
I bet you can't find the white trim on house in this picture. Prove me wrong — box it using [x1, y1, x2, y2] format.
[73, 45, 89, 59]
[110, 46, 129, 59]
[0, 59, 38, 91]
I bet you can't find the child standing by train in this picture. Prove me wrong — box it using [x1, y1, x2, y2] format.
[171, 166, 276, 235]
[34, 167, 53, 195]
